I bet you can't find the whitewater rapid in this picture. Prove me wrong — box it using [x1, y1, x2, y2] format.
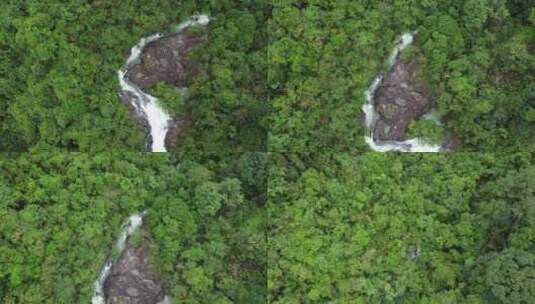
[91, 212, 146, 304]
[91, 15, 210, 304]
[91, 211, 173, 304]
[362, 33, 443, 152]
[118, 14, 210, 152]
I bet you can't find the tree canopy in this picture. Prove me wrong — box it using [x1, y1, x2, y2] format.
[268, 0, 535, 152]
[0, 1, 268, 153]
[0, 152, 266, 303]
[268, 153, 535, 303]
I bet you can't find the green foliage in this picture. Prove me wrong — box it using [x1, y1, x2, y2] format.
[0, 152, 266, 303]
[418, 1, 535, 151]
[149, 82, 185, 115]
[400, 45, 418, 62]
[483, 249, 535, 304]
[0, 153, 169, 303]
[268, 153, 535, 303]
[146, 152, 266, 303]
[129, 228, 146, 248]
[268, 0, 534, 152]
[268, 1, 400, 152]
[0, 1, 269, 153]
[407, 118, 445, 144]
[476, 166, 535, 251]
[1, 3, 535, 304]
[178, 2, 270, 153]
[0, 1, 185, 151]
[1, 1, 531, 152]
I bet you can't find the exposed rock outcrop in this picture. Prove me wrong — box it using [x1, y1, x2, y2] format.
[119, 29, 205, 151]
[104, 244, 164, 304]
[126, 32, 203, 90]
[373, 56, 432, 141]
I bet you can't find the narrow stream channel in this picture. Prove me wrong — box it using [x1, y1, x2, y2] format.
[362, 32, 443, 152]
[91, 15, 210, 304]
[91, 212, 145, 304]
[118, 14, 210, 152]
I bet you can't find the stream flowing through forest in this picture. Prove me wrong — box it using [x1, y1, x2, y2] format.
[362, 32, 443, 152]
[91, 15, 211, 304]
[118, 14, 210, 152]
[91, 212, 145, 304]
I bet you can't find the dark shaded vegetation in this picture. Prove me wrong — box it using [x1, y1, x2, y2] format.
[0, 1, 268, 153]
[269, 153, 535, 303]
[268, 0, 535, 152]
[0, 152, 266, 303]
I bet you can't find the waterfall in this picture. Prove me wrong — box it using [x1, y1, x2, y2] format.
[118, 14, 210, 152]
[362, 32, 443, 152]
[91, 212, 146, 304]
[93, 15, 211, 298]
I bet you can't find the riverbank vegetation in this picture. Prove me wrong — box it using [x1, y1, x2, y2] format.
[1, 1, 532, 152]
[0, 152, 266, 303]
[1, 1, 534, 304]
[269, 152, 535, 303]
[268, 0, 535, 152]
[407, 119, 445, 145]
[2, 152, 533, 303]
[0, 1, 268, 153]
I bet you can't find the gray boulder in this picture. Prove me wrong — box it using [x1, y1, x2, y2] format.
[104, 245, 164, 304]
[373, 56, 432, 141]
[126, 32, 204, 89]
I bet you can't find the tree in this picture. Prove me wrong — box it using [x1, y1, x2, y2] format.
[484, 249, 535, 303]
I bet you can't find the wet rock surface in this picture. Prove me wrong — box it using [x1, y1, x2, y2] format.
[119, 29, 204, 151]
[104, 244, 164, 304]
[373, 57, 432, 141]
[126, 32, 203, 89]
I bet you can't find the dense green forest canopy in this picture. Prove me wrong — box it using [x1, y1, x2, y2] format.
[0, 152, 266, 303]
[1, 1, 535, 304]
[0, 1, 268, 153]
[268, 0, 535, 152]
[269, 153, 535, 303]
[0, 1, 533, 152]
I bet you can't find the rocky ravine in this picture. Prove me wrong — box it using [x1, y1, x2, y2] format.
[125, 33, 203, 90]
[119, 27, 205, 151]
[104, 243, 164, 304]
[363, 33, 443, 152]
[372, 53, 432, 141]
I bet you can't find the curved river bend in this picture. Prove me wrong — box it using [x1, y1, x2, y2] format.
[92, 15, 210, 304]
[91, 212, 145, 304]
[118, 14, 210, 152]
[362, 32, 443, 152]
[92, 211, 173, 304]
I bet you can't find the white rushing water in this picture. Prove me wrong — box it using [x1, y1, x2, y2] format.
[93, 15, 210, 302]
[91, 212, 146, 304]
[362, 32, 443, 152]
[118, 14, 210, 152]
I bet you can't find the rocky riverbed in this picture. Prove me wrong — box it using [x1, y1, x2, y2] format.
[104, 244, 164, 304]
[123, 30, 203, 152]
[125, 33, 203, 90]
[118, 15, 209, 152]
[373, 55, 432, 141]
[362, 33, 443, 152]
[92, 213, 170, 304]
